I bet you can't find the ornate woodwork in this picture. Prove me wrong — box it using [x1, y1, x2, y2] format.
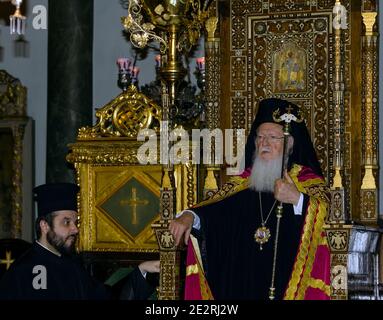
[68, 86, 199, 294]
[210, 0, 381, 300]
[0, 70, 28, 238]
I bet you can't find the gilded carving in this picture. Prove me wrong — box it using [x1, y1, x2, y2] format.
[0, 71, 27, 238]
[269, 0, 311, 13]
[231, 0, 262, 49]
[78, 85, 161, 139]
[329, 190, 345, 222]
[205, 16, 218, 40]
[160, 192, 171, 220]
[74, 165, 162, 252]
[0, 71, 26, 117]
[328, 253, 348, 299]
[231, 57, 246, 91]
[157, 251, 180, 300]
[331, 263, 348, 299]
[10, 125, 24, 238]
[250, 17, 330, 178]
[203, 167, 219, 199]
[360, 189, 377, 222]
[361, 18, 377, 164]
[360, 9, 378, 223]
[328, 0, 347, 223]
[205, 35, 220, 130]
[362, 0, 377, 12]
[317, 0, 336, 10]
[186, 163, 195, 208]
[158, 230, 175, 249]
[67, 140, 147, 165]
[340, 1, 352, 214]
[231, 96, 246, 130]
[327, 230, 348, 251]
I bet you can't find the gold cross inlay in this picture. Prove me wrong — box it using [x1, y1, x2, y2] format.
[0, 250, 15, 270]
[120, 187, 149, 225]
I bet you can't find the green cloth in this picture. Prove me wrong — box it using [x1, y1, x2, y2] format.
[104, 267, 134, 286]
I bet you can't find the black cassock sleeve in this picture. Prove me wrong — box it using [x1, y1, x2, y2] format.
[0, 267, 21, 299]
[119, 267, 156, 300]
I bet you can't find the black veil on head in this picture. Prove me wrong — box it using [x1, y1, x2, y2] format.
[244, 98, 323, 177]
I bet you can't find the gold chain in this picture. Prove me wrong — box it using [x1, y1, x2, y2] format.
[258, 192, 277, 226]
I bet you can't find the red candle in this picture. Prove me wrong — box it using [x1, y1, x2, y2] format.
[196, 57, 205, 70]
[117, 58, 132, 72]
[155, 55, 161, 67]
[132, 66, 140, 79]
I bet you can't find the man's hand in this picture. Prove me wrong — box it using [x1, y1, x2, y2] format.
[274, 170, 300, 205]
[138, 260, 160, 274]
[168, 211, 194, 246]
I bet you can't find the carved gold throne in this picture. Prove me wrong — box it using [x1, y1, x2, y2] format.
[67, 85, 199, 287]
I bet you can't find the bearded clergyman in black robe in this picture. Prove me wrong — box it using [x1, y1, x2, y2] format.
[170, 98, 331, 300]
[0, 183, 159, 300]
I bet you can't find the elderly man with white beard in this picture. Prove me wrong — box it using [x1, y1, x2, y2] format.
[169, 98, 331, 300]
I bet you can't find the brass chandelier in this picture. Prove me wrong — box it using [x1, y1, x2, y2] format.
[122, 0, 213, 104]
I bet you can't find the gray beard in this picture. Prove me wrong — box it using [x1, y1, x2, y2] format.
[249, 154, 283, 193]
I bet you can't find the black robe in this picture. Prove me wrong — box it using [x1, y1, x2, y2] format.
[193, 189, 308, 300]
[0, 242, 153, 300]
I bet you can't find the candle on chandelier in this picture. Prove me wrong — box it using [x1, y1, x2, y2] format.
[117, 58, 132, 72]
[196, 57, 205, 71]
[155, 55, 161, 68]
[132, 66, 140, 80]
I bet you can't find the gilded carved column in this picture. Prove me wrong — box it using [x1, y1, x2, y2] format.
[203, 4, 221, 198]
[326, 0, 381, 300]
[360, 2, 378, 225]
[205, 17, 220, 131]
[329, 0, 347, 224]
[325, 0, 350, 300]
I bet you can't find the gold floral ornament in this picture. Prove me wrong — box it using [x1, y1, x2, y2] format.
[121, 15, 134, 29]
[132, 33, 149, 48]
[121, 1, 167, 52]
[122, 1, 212, 53]
[78, 85, 161, 139]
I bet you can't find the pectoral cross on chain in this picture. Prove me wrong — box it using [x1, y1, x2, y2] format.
[120, 188, 149, 225]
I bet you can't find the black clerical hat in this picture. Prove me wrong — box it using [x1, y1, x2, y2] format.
[244, 98, 323, 177]
[33, 183, 79, 217]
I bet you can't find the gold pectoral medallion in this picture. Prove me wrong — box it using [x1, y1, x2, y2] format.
[254, 225, 271, 250]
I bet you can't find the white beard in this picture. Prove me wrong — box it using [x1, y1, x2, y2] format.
[249, 153, 283, 193]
